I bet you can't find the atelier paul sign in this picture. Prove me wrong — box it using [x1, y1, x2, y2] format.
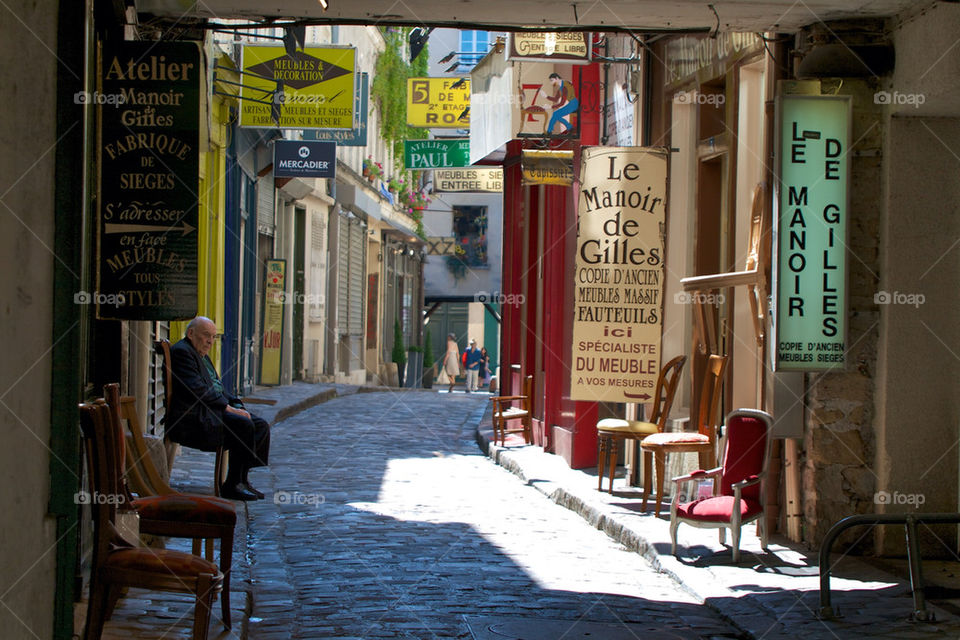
[97, 41, 200, 320]
[404, 139, 470, 169]
[434, 168, 503, 192]
[274, 140, 336, 179]
[240, 45, 356, 129]
[521, 149, 574, 185]
[571, 147, 667, 402]
[776, 93, 850, 370]
[407, 78, 471, 128]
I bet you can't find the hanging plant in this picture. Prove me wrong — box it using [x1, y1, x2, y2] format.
[371, 28, 429, 165]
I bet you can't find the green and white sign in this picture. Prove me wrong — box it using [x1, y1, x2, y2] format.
[776, 93, 850, 370]
[403, 139, 470, 169]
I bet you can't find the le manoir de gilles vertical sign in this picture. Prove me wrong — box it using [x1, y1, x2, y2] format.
[97, 41, 201, 320]
[776, 90, 851, 370]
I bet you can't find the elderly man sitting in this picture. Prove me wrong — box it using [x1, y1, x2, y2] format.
[166, 316, 271, 501]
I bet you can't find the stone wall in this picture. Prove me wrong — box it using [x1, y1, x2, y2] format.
[801, 78, 884, 548]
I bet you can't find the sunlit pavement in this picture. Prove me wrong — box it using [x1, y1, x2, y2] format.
[240, 389, 740, 639]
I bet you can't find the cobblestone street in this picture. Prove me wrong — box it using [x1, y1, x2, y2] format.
[242, 390, 742, 639]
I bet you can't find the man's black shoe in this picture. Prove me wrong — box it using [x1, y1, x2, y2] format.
[221, 482, 257, 501]
[241, 481, 264, 499]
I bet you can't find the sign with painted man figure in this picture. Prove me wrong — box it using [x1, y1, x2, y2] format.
[571, 147, 667, 402]
[775, 93, 850, 370]
[514, 63, 580, 139]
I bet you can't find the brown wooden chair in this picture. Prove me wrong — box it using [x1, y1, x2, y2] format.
[596, 355, 686, 493]
[640, 352, 729, 515]
[491, 374, 533, 446]
[106, 384, 237, 628]
[154, 339, 228, 496]
[78, 400, 222, 640]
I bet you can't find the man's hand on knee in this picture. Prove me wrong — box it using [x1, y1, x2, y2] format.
[225, 405, 251, 420]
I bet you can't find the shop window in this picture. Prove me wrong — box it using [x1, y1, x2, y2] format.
[452, 206, 488, 267]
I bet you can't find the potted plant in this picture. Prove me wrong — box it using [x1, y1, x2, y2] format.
[391, 318, 406, 387]
[421, 331, 435, 389]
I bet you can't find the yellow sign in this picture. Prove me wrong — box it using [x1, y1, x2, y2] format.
[240, 45, 355, 129]
[434, 168, 502, 192]
[570, 147, 667, 402]
[407, 78, 471, 128]
[260, 259, 286, 385]
[521, 150, 574, 185]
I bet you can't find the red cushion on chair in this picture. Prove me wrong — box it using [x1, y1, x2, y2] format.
[676, 495, 763, 522]
[132, 494, 237, 526]
[642, 432, 709, 446]
[104, 547, 221, 575]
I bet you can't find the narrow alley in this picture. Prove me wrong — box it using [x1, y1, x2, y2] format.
[237, 390, 741, 639]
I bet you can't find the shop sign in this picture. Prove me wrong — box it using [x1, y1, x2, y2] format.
[775, 93, 850, 370]
[260, 259, 286, 385]
[240, 45, 355, 129]
[664, 33, 762, 89]
[404, 139, 470, 169]
[571, 147, 667, 402]
[513, 62, 580, 139]
[97, 41, 201, 320]
[407, 77, 470, 128]
[521, 149, 574, 186]
[507, 32, 592, 64]
[434, 167, 503, 192]
[274, 140, 336, 179]
[303, 72, 368, 146]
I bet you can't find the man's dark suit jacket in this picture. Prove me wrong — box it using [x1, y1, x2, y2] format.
[166, 338, 239, 452]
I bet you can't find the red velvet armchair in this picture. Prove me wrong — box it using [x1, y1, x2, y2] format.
[669, 408, 774, 562]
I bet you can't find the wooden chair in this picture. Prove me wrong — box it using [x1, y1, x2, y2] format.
[491, 374, 533, 446]
[154, 339, 228, 496]
[596, 355, 686, 493]
[106, 384, 237, 628]
[640, 352, 729, 515]
[78, 400, 222, 640]
[670, 409, 774, 562]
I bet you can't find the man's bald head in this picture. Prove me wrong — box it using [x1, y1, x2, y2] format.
[186, 316, 218, 357]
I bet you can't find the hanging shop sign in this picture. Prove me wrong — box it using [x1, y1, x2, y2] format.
[303, 72, 368, 146]
[775, 92, 850, 370]
[404, 139, 470, 169]
[513, 62, 580, 139]
[508, 32, 592, 64]
[433, 167, 503, 192]
[407, 77, 471, 128]
[240, 45, 355, 129]
[521, 149, 574, 185]
[96, 40, 201, 321]
[570, 147, 667, 402]
[274, 140, 336, 179]
[260, 259, 286, 385]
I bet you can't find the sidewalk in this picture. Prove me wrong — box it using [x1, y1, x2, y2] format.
[475, 409, 960, 640]
[95, 380, 358, 640]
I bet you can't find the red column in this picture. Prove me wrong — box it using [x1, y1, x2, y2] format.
[501, 141, 524, 395]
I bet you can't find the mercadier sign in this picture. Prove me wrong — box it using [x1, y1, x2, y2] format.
[274, 140, 336, 179]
